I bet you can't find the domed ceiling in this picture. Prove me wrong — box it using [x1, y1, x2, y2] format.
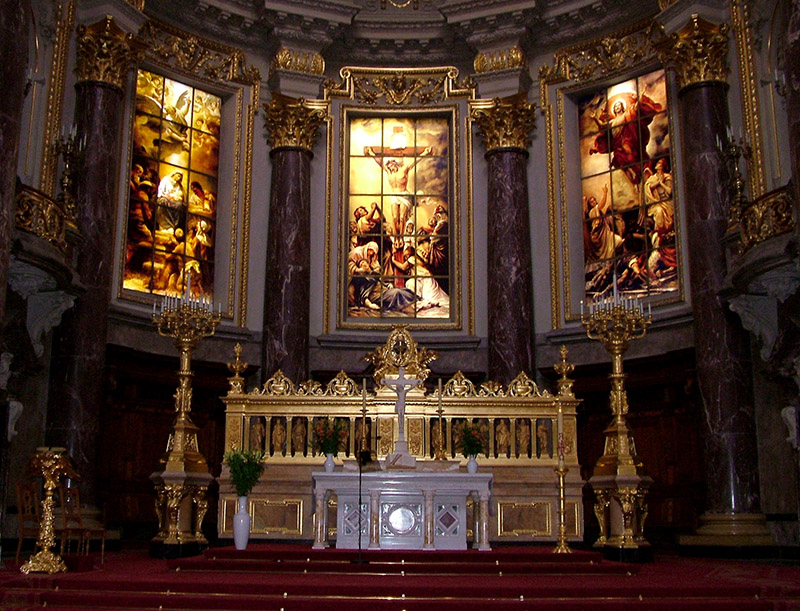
[142, 0, 662, 75]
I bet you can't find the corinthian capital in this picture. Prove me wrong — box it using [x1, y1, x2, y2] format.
[654, 14, 729, 90]
[263, 94, 329, 152]
[470, 92, 537, 152]
[75, 15, 139, 89]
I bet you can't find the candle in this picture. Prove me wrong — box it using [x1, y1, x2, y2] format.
[362, 378, 367, 409]
[438, 378, 442, 410]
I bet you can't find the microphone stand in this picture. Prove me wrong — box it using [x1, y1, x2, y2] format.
[351, 449, 370, 565]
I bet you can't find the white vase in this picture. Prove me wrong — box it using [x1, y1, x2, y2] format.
[233, 495, 250, 550]
[324, 453, 335, 472]
[467, 455, 478, 474]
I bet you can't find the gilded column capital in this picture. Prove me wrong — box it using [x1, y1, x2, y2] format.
[263, 93, 329, 152]
[654, 14, 729, 90]
[75, 15, 139, 89]
[470, 92, 537, 152]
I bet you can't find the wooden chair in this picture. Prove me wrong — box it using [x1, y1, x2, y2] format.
[57, 485, 106, 563]
[15, 481, 41, 564]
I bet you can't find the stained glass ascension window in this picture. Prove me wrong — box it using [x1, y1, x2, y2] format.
[346, 116, 451, 320]
[124, 69, 220, 300]
[577, 69, 678, 300]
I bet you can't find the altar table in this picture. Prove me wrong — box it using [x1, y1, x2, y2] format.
[312, 470, 493, 551]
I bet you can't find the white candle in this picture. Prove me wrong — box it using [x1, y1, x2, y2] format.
[185, 270, 192, 300]
[362, 378, 367, 409]
[438, 378, 442, 410]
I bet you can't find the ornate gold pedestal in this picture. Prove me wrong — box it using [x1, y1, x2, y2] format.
[20, 447, 78, 574]
[582, 300, 653, 561]
[150, 298, 219, 557]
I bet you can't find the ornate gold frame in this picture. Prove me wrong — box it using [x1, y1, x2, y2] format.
[117, 18, 260, 327]
[539, 19, 685, 329]
[322, 67, 475, 333]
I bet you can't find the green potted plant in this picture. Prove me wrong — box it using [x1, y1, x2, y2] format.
[458, 421, 486, 473]
[224, 449, 264, 550]
[314, 418, 347, 471]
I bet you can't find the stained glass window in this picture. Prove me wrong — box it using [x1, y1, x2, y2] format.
[345, 116, 451, 319]
[124, 69, 220, 300]
[577, 69, 678, 300]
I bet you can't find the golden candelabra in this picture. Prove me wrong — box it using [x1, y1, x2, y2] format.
[581, 291, 653, 553]
[150, 282, 220, 551]
[54, 129, 85, 223]
[21, 447, 78, 574]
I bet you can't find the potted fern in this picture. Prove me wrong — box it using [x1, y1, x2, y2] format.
[224, 449, 264, 550]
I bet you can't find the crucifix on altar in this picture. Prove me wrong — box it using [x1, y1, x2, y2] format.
[382, 365, 421, 469]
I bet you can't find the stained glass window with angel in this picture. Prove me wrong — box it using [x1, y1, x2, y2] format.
[123, 69, 220, 301]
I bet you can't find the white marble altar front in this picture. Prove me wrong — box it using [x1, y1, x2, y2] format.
[312, 470, 493, 551]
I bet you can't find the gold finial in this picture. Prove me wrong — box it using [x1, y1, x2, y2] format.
[554, 345, 575, 398]
[227, 343, 248, 394]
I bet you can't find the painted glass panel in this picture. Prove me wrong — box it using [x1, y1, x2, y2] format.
[577, 69, 678, 299]
[124, 69, 220, 300]
[346, 116, 451, 319]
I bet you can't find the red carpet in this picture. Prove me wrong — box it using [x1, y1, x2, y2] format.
[2, 544, 799, 609]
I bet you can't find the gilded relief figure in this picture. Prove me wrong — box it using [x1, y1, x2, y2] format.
[495, 419, 511, 458]
[536, 418, 552, 458]
[249, 416, 265, 453]
[271, 418, 286, 456]
[515, 418, 530, 458]
[291, 418, 307, 456]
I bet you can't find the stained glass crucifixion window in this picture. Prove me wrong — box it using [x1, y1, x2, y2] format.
[345, 116, 451, 320]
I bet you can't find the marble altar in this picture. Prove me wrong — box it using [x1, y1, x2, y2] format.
[312, 470, 492, 551]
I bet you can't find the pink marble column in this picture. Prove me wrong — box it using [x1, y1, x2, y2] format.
[0, 0, 29, 334]
[786, 0, 800, 244]
[261, 147, 311, 382]
[46, 17, 136, 504]
[485, 148, 534, 385]
[679, 81, 762, 516]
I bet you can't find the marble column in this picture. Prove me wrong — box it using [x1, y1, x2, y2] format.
[261, 95, 327, 383]
[471, 95, 537, 385]
[787, 1, 800, 245]
[657, 15, 772, 545]
[46, 17, 137, 504]
[0, 0, 29, 336]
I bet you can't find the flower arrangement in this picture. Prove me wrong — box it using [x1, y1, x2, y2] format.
[458, 421, 487, 458]
[315, 418, 348, 455]
[224, 449, 265, 497]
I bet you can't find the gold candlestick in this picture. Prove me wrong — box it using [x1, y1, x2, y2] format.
[434, 379, 447, 460]
[54, 130, 85, 224]
[581, 294, 653, 554]
[360, 379, 368, 454]
[553, 465, 571, 554]
[21, 447, 79, 574]
[150, 290, 220, 552]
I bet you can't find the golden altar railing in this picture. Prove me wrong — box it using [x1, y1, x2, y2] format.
[218, 328, 583, 543]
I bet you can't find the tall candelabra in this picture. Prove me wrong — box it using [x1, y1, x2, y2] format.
[581, 289, 653, 556]
[21, 447, 78, 574]
[152, 283, 220, 473]
[54, 128, 85, 223]
[150, 279, 220, 554]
